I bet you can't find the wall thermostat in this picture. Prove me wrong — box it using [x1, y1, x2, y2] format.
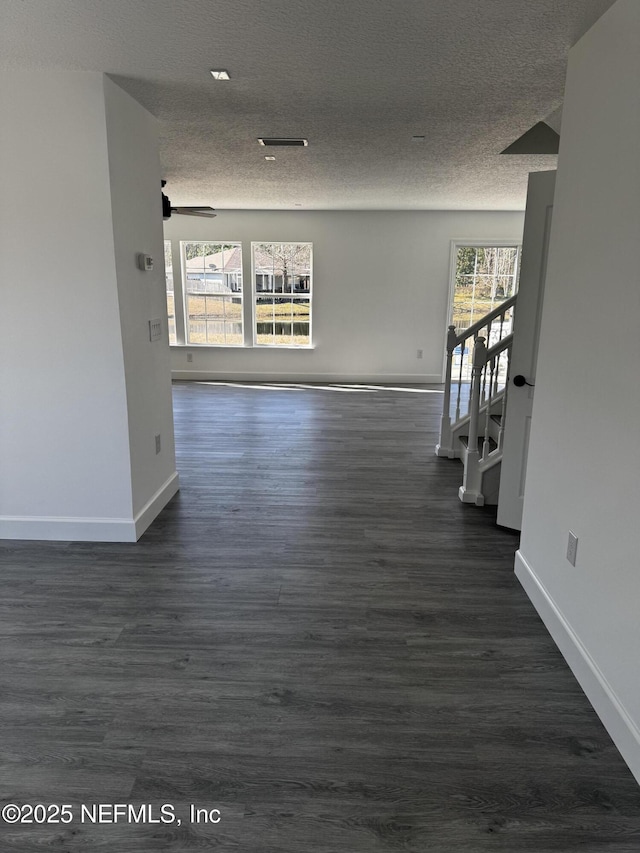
[137, 253, 154, 271]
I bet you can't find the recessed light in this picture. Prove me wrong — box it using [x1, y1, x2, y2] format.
[264, 156, 276, 161]
[210, 69, 230, 80]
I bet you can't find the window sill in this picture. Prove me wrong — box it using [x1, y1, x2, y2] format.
[252, 344, 315, 350]
[170, 344, 316, 350]
[170, 343, 244, 349]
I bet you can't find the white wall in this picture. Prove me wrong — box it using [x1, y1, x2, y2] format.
[516, 0, 640, 783]
[165, 210, 524, 382]
[0, 71, 133, 536]
[104, 77, 177, 520]
[0, 71, 177, 541]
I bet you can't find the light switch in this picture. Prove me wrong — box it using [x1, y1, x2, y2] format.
[149, 319, 162, 342]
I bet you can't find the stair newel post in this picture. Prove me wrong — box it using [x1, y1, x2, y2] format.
[436, 325, 458, 457]
[459, 336, 486, 505]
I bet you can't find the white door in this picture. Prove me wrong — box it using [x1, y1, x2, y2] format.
[497, 170, 556, 530]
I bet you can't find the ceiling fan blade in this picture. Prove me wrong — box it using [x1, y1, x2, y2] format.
[171, 206, 217, 218]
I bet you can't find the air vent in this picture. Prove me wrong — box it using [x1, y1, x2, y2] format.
[258, 138, 308, 147]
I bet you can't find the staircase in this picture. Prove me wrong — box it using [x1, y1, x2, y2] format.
[436, 296, 516, 506]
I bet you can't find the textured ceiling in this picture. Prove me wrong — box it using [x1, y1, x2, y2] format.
[1, 0, 616, 210]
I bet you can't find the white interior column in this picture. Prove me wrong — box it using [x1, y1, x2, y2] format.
[0, 71, 178, 541]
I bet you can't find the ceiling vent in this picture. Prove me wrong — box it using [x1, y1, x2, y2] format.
[258, 138, 308, 147]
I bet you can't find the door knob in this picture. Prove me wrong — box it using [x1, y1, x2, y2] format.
[513, 374, 534, 387]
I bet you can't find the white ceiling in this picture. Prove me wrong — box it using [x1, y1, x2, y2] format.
[1, 0, 616, 210]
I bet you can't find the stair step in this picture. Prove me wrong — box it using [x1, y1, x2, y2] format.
[459, 435, 498, 453]
[490, 414, 502, 426]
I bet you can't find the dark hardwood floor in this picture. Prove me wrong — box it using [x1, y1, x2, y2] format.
[1, 380, 640, 852]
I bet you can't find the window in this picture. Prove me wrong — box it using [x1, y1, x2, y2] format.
[450, 245, 521, 336]
[253, 242, 312, 346]
[164, 240, 176, 345]
[165, 239, 313, 348]
[182, 242, 243, 346]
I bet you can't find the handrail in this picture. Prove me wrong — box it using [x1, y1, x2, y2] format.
[484, 332, 513, 363]
[449, 294, 517, 349]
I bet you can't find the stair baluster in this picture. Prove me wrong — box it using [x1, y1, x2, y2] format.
[483, 355, 496, 460]
[492, 349, 501, 396]
[454, 334, 465, 421]
[435, 325, 458, 458]
[458, 336, 487, 505]
[481, 359, 488, 406]
[497, 361, 509, 451]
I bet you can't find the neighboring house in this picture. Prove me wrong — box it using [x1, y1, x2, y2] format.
[184, 247, 242, 294]
[184, 246, 310, 295]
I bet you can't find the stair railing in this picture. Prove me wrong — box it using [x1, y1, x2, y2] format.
[436, 294, 516, 458]
[458, 332, 513, 505]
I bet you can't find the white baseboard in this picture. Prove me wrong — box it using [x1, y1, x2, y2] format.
[134, 471, 180, 539]
[0, 471, 180, 543]
[0, 514, 138, 542]
[171, 370, 443, 384]
[515, 550, 640, 785]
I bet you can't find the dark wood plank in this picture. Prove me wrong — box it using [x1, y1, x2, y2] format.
[1, 380, 639, 852]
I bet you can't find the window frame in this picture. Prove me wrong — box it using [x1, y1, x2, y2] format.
[251, 241, 313, 349]
[180, 241, 245, 347]
[164, 240, 177, 346]
[444, 240, 522, 380]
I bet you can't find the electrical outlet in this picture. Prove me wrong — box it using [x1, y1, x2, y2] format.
[566, 531, 578, 566]
[186, 352, 193, 363]
[155, 434, 161, 455]
[417, 349, 424, 359]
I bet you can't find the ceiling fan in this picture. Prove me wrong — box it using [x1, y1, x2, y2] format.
[161, 181, 216, 219]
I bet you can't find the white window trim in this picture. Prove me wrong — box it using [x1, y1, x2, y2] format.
[164, 240, 177, 346]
